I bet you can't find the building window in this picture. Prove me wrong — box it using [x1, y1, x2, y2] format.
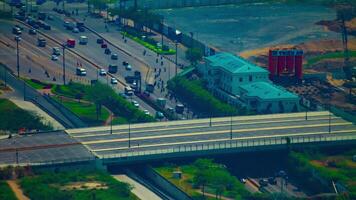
[249, 75, 252, 82]
[239, 77, 243, 82]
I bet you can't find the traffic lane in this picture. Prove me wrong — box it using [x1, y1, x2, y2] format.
[68, 113, 336, 137]
[93, 131, 356, 156]
[85, 123, 354, 150]
[74, 117, 346, 142]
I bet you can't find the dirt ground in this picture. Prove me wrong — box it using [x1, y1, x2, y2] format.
[7, 180, 30, 200]
[61, 181, 108, 190]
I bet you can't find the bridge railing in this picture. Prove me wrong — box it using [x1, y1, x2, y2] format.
[100, 133, 356, 160]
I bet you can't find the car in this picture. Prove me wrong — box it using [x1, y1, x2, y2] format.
[131, 82, 137, 89]
[15, 25, 24, 30]
[28, 28, 36, 35]
[259, 179, 268, 187]
[78, 26, 85, 32]
[167, 107, 174, 113]
[125, 64, 132, 71]
[143, 110, 150, 115]
[12, 27, 21, 35]
[99, 69, 106, 76]
[268, 177, 277, 185]
[96, 38, 103, 44]
[51, 55, 58, 61]
[101, 43, 107, 48]
[110, 77, 118, 84]
[63, 21, 70, 27]
[111, 53, 118, 60]
[240, 178, 247, 184]
[122, 61, 129, 66]
[155, 111, 164, 119]
[119, 92, 128, 99]
[104, 48, 111, 55]
[132, 100, 139, 108]
[72, 28, 79, 33]
[52, 47, 61, 56]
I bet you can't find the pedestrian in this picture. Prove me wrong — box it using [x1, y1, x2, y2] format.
[156, 58, 158, 63]
[154, 68, 157, 72]
[161, 61, 163, 66]
[28, 68, 31, 73]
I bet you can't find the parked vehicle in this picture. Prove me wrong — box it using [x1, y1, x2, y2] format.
[125, 64, 132, 71]
[143, 110, 150, 115]
[38, 12, 46, 20]
[268, 177, 277, 185]
[99, 69, 106, 76]
[12, 27, 21, 35]
[66, 39, 75, 48]
[101, 43, 107, 48]
[176, 104, 184, 114]
[104, 48, 111, 55]
[76, 67, 86, 76]
[108, 64, 118, 74]
[259, 179, 268, 187]
[132, 100, 139, 108]
[122, 61, 129, 66]
[96, 38, 103, 44]
[51, 55, 58, 61]
[37, 37, 46, 47]
[79, 36, 88, 45]
[155, 111, 164, 119]
[145, 75, 155, 93]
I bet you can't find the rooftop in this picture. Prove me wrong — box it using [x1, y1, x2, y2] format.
[239, 82, 298, 100]
[205, 52, 268, 74]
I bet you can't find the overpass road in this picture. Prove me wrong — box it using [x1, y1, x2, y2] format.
[0, 111, 355, 166]
[66, 111, 356, 159]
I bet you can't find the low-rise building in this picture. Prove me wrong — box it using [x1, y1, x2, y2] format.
[197, 52, 299, 113]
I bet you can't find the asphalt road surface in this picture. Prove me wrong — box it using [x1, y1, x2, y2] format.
[66, 111, 356, 157]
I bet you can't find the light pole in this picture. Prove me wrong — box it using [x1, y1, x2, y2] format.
[62, 43, 66, 85]
[230, 115, 233, 140]
[328, 104, 331, 133]
[15, 36, 21, 77]
[175, 41, 178, 76]
[110, 113, 113, 134]
[128, 121, 131, 148]
[305, 100, 308, 120]
[161, 17, 164, 47]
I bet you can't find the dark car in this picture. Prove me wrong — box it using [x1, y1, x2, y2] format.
[28, 28, 37, 35]
[122, 61, 129, 66]
[43, 24, 51, 30]
[259, 179, 268, 187]
[104, 48, 111, 55]
[78, 26, 85, 32]
[101, 43, 107, 48]
[96, 38, 103, 44]
[268, 177, 277, 185]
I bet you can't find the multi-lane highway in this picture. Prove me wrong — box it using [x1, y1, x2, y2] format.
[66, 111, 356, 158]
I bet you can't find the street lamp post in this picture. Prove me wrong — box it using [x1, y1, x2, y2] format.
[128, 122, 131, 148]
[328, 104, 331, 133]
[230, 115, 233, 140]
[110, 113, 113, 134]
[175, 41, 178, 76]
[62, 44, 66, 85]
[15, 36, 21, 77]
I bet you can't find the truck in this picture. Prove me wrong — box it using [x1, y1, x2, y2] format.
[79, 36, 88, 45]
[145, 74, 155, 93]
[66, 39, 75, 48]
[108, 64, 118, 74]
[37, 37, 46, 47]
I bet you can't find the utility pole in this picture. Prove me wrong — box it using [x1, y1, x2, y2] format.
[62, 44, 66, 85]
[110, 113, 113, 134]
[15, 36, 21, 77]
[128, 122, 131, 148]
[175, 41, 178, 76]
[305, 101, 308, 120]
[230, 115, 233, 140]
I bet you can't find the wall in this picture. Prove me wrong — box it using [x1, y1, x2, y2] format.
[137, 0, 242, 9]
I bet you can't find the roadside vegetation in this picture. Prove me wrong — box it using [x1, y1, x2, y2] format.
[306, 50, 356, 67]
[167, 76, 240, 117]
[19, 170, 137, 200]
[156, 159, 256, 200]
[52, 82, 155, 124]
[0, 181, 17, 200]
[0, 98, 52, 133]
[288, 148, 356, 199]
[23, 78, 53, 90]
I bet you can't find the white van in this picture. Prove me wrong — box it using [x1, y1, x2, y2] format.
[124, 86, 133, 96]
[76, 67, 87, 76]
[79, 36, 88, 45]
[52, 47, 60, 55]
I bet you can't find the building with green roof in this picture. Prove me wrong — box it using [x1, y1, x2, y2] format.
[197, 52, 299, 113]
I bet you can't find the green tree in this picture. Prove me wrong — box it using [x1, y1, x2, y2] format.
[86, 83, 112, 121]
[186, 48, 203, 66]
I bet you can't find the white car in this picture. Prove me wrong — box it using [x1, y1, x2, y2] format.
[51, 55, 58, 61]
[132, 100, 139, 108]
[110, 77, 118, 84]
[143, 110, 150, 115]
[99, 69, 106, 76]
[125, 64, 132, 71]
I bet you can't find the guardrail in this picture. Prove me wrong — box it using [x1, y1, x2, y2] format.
[100, 132, 356, 160]
[0, 156, 95, 168]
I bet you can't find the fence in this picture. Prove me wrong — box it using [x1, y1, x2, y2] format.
[0, 64, 86, 129]
[100, 132, 356, 160]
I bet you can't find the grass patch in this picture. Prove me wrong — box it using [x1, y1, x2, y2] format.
[122, 32, 176, 55]
[22, 78, 53, 90]
[20, 170, 138, 200]
[112, 117, 128, 125]
[0, 181, 17, 200]
[53, 96, 109, 126]
[306, 51, 356, 67]
[155, 159, 250, 200]
[0, 98, 52, 132]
